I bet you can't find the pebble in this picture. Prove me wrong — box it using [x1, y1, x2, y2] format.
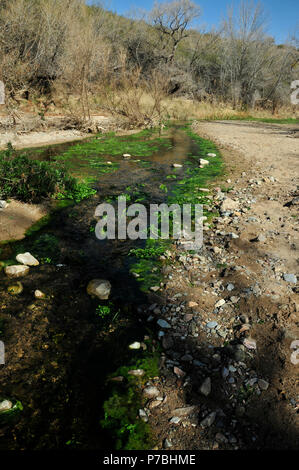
[164, 438, 173, 449]
[35, 290, 45, 299]
[143, 386, 160, 398]
[227, 283, 235, 291]
[243, 338, 257, 350]
[256, 234, 266, 243]
[206, 321, 218, 329]
[200, 411, 216, 427]
[129, 342, 141, 350]
[172, 406, 197, 417]
[4, 265, 30, 279]
[172, 164, 182, 168]
[0, 200, 8, 209]
[150, 286, 160, 292]
[16, 252, 39, 266]
[199, 377, 211, 397]
[215, 299, 226, 308]
[157, 319, 171, 329]
[283, 274, 297, 284]
[87, 279, 111, 300]
[169, 416, 181, 424]
[138, 409, 148, 422]
[258, 379, 269, 391]
[128, 369, 144, 377]
[0, 400, 13, 412]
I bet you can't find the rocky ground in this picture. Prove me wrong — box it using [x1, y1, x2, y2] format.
[136, 120, 299, 450]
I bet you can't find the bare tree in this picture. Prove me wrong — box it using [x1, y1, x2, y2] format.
[149, 0, 201, 64]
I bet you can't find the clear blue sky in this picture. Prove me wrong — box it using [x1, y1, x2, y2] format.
[102, 0, 298, 44]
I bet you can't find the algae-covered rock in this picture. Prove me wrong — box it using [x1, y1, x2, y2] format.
[7, 282, 23, 295]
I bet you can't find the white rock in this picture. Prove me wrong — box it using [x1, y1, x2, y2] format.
[0, 400, 13, 412]
[35, 290, 45, 299]
[172, 163, 183, 168]
[139, 409, 148, 422]
[243, 337, 257, 350]
[129, 342, 141, 350]
[87, 279, 111, 299]
[16, 252, 39, 266]
[221, 198, 239, 212]
[207, 153, 216, 157]
[215, 299, 226, 308]
[0, 200, 8, 209]
[128, 369, 144, 376]
[200, 159, 209, 166]
[5, 265, 30, 278]
[143, 386, 160, 398]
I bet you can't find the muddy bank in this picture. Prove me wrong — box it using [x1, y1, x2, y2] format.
[0, 114, 115, 150]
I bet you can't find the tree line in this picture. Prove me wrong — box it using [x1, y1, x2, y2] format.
[0, 0, 298, 125]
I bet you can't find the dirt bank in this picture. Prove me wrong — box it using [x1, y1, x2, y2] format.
[145, 120, 298, 450]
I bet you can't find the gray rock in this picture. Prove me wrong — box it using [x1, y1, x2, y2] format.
[164, 438, 173, 449]
[256, 234, 266, 243]
[206, 321, 218, 329]
[157, 319, 171, 329]
[200, 411, 216, 427]
[258, 379, 269, 391]
[128, 369, 144, 377]
[222, 367, 229, 379]
[87, 279, 111, 299]
[227, 283, 235, 291]
[169, 416, 181, 424]
[200, 377, 211, 397]
[138, 409, 148, 422]
[283, 274, 297, 284]
[172, 406, 197, 417]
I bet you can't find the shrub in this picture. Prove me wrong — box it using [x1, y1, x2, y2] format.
[0, 144, 96, 203]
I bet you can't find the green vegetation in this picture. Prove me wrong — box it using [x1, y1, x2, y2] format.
[0, 144, 95, 203]
[101, 344, 160, 450]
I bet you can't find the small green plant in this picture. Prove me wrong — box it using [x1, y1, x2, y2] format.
[96, 305, 111, 319]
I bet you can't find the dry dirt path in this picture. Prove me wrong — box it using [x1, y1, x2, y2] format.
[144, 120, 299, 450]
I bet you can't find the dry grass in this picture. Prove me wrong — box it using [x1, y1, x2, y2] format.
[161, 97, 299, 121]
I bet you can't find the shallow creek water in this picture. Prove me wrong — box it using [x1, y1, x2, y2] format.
[0, 123, 222, 449]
